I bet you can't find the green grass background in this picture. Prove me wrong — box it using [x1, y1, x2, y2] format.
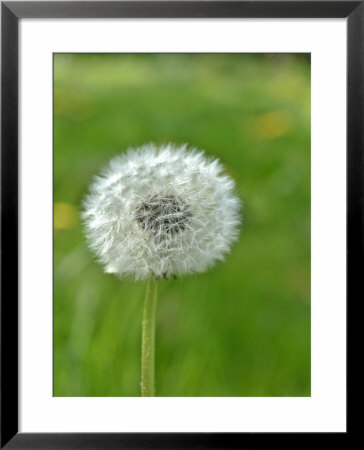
[54, 54, 310, 397]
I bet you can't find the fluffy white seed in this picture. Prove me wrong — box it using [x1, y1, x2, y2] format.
[82, 143, 241, 280]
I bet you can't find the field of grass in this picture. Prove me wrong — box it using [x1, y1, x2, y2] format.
[53, 54, 310, 397]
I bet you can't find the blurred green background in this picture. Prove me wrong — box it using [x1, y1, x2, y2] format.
[54, 54, 310, 397]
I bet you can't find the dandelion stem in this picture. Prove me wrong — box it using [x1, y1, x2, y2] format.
[141, 276, 158, 396]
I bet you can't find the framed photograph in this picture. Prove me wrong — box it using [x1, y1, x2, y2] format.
[1, 1, 357, 448]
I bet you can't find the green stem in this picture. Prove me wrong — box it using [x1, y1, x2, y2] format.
[141, 276, 158, 396]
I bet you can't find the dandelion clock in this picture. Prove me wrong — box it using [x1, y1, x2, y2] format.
[82, 143, 241, 396]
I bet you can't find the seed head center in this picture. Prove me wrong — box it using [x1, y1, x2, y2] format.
[135, 195, 192, 237]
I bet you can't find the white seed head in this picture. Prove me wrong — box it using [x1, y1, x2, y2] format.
[82, 143, 241, 280]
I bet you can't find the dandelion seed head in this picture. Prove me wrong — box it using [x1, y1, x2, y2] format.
[82, 143, 241, 280]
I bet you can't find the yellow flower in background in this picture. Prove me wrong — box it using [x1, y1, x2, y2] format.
[54, 202, 78, 230]
[251, 110, 294, 140]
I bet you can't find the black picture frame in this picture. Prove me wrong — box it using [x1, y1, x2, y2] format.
[1, 1, 358, 448]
